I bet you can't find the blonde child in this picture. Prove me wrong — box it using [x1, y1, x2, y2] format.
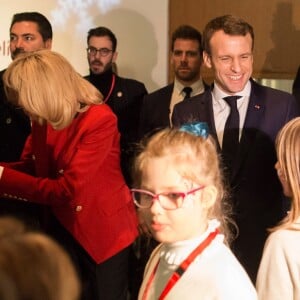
[256, 117, 300, 299]
[132, 123, 257, 300]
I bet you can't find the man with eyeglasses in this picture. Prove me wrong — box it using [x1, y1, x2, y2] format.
[139, 25, 208, 139]
[84, 26, 147, 187]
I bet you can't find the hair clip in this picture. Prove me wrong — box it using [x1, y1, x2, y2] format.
[179, 122, 209, 138]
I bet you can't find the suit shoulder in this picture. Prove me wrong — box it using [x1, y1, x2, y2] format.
[252, 80, 294, 99]
[143, 84, 173, 101]
[175, 91, 208, 110]
[90, 102, 115, 117]
[117, 76, 147, 91]
[0, 69, 6, 88]
[251, 80, 300, 119]
[84, 104, 118, 127]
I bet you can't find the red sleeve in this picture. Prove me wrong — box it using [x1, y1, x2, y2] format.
[0, 106, 121, 207]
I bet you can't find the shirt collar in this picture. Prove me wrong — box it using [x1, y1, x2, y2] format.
[212, 80, 251, 101]
[174, 77, 205, 97]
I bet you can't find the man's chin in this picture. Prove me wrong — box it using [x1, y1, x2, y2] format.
[91, 67, 104, 75]
[177, 75, 195, 82]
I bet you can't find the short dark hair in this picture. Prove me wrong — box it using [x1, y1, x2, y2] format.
[10, 12, 53, 42]
[203, 15, 254, 55]
[171, 25, 202, 54]
[87, 27, 117, 52]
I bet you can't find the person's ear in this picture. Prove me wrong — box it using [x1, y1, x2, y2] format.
[112, 51, 118, 63]
[45, 39, 52, 50]
[201, 185, 217, 209]
[203, 51, 212, 69]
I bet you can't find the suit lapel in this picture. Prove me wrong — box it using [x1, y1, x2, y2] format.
[207, 95, 221, 151]
[165, 84, 175, 127]
[231, 81, 265, 181]
[197, 89, 221, 151]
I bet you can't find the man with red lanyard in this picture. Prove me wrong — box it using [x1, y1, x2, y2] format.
[84, 26, 147, 187]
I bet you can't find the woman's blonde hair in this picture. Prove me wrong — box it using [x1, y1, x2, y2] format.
[3, 49, 103, 129]
[272, 117, 300, 231]
[133, 128, 233, 243]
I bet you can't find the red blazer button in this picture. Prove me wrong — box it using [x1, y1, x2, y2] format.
[75, 205, 82, 212]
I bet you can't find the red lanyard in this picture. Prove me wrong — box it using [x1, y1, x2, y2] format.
[142, 229, 219, 300]
[103, 73, 116, 103]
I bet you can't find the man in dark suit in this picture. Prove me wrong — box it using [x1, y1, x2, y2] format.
[0, 12, 52, 228]
[139, 25, 207, 138]
[173, 15, 300, 283]
[84, 26, 147, 187]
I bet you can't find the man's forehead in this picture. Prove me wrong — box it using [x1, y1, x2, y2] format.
[173, 39, 200, 49]
[10, 21, 40, 34]
[89, 35, 112, 45]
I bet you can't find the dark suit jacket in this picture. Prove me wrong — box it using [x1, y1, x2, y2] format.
[0, 69, 38, 227]
[173, 79, 300, 281]
[292, 66, 300, 109]
[139, 84, 174, 139]
[85, 74, 147, 186]
[0, 69, 31, 162]
[139, 82, 209, 139]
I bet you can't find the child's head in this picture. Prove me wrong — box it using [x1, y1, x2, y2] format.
[132, 124, 230, 243]
[0, 231, 80, 300]
[275, 116, 300, 226]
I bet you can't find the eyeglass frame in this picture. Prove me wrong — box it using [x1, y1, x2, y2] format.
[86, 46, 113, 57]
[131, 186, 204, 210]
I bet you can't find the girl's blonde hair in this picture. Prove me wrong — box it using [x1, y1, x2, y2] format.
[272, 117, 300, 231]
[3, 49, 103, 129]
[133, 128, 233, 243]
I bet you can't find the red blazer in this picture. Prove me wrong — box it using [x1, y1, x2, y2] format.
[0, 104, 138, 263]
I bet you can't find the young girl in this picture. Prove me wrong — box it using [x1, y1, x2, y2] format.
[132, 123, 257, 299]
[256, 117, 300, 299]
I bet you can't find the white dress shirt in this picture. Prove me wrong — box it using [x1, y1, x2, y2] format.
[212, 81, 251, 147]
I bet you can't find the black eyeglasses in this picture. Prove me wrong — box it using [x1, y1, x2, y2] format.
[131, 186, 204, 210]
[86, 46, 113, 57]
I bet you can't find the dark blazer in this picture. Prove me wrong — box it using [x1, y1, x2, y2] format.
[139, 84, 174, 139]
[139, 82, 209, 139]
[85, 74, 147, 186]
[173, 79, 300, 282]
[292, 66, 300, 109]
[0, 69, 31, 162]
[0, 69, 38, 227]
[0, 104, 138, 263]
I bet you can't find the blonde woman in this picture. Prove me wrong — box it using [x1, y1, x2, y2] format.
[256, 117, 300, 300]
[0, 50, 138, 300]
